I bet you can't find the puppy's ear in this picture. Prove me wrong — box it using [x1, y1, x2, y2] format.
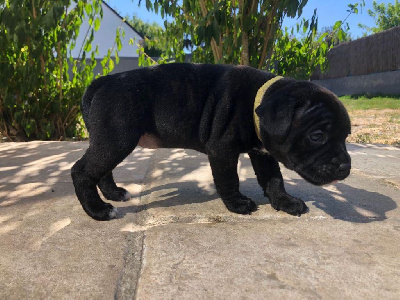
[255, 89, 298, 144]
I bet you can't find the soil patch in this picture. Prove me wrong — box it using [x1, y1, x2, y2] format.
[347, 109, 400, 145]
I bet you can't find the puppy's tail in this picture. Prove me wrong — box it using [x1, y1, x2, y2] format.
[81, 77, 105, 132]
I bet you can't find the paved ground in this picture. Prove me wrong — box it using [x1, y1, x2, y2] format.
[0, 141, 399, 299]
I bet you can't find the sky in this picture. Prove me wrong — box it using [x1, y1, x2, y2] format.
[106, 0, 391, 39]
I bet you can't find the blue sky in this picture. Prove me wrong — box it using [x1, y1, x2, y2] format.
[106, 0, 391, 39]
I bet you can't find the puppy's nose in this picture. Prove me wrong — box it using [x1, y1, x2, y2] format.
[339, 163, 351, 173]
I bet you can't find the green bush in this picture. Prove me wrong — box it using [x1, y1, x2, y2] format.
[0, 0, 115, 140]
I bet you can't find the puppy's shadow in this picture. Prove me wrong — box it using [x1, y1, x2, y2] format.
[283, 179, 397, 223]
[119, 177, 397, 224]
[130, 181, 219, 214]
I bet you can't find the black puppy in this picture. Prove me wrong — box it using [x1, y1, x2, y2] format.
[71, 63, 351, 221]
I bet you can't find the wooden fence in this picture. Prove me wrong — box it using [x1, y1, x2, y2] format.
[312, 26, 400, 80]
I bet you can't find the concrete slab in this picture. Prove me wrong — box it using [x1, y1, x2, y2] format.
[0, 142, 153, 299]
[119, 147, 400, 299]
[135, 220, 400, 299]
[1, 141, 399, 299]
[347, 143, 400, 188]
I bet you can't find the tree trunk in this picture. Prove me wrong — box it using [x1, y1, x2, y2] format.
[239, 0, 250, 65]
[241, 31, 250, 65]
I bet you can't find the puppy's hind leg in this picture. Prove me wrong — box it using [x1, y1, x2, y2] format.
[248, 149, 308, 216]
[71, 135, 140, 221]
[98, 172, 131, 202]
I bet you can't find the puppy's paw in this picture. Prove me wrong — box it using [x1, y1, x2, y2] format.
[271, 195, 309, 217]
[121, 190, 132, 201]
[223, 194, 258, 215]
[102, 187, 131, 202]
[109, 207, 119, 219]
[87, 203, 119, 221]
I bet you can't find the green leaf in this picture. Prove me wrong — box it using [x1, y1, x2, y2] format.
[115, 50, 120, 64]
[333, 21, 342, 31]
[303, 20, 309, 34]
[337, 28, 345, 41]
[109, 58, 114, 72]
[320, 42, 327, 53]
[145, 0, 153, 10]
[84, 42, 92, 52]
[94, 18, 101, 31]
[211, 19, 220, 44]
[298, 0, 308, 17]
[195, 26, 205, 45]
[183, 0, 191, 12]
[205, 25, 213, 44]
[317, 32, 328, 43]
[85, 3, 93, 15]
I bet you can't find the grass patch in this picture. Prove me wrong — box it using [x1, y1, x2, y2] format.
[340, 95, 400, 111]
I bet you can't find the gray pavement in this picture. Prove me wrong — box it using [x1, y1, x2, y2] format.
[0, 141, 399, 299]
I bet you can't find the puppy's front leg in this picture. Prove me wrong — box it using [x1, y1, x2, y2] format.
[248, 150, 308, 216]
[208, 155, 258, 214]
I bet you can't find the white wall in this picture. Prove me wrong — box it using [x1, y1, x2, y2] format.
[69, 2, 142, 59]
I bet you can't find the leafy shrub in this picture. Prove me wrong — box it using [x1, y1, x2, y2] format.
[0, 0, 115, 140]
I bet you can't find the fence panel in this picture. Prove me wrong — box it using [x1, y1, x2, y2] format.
[313, 26, 400, 79]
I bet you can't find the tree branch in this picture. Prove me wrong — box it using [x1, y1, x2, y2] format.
[239, 0, 250, 65]
[258, 2, 278, 69]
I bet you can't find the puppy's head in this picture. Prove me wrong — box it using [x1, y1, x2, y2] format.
[256, 79, 351, 185]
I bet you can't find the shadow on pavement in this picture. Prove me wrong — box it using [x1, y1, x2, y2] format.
[119, 177, 397, 224]
[0, 142, 152, 207]
[286, 179, 397, 223]
[117, 148, 398, 224]
[0, 142, 85, 207]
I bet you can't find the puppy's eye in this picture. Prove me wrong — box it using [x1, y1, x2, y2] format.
[309, 130, 325, 142]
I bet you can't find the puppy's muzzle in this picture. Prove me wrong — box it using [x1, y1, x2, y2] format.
[332, 155, 351, 180]
[339, 163, 351, 173]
